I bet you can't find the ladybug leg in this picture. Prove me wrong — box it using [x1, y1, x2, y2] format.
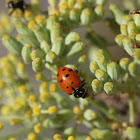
[81, 80, 86, 87]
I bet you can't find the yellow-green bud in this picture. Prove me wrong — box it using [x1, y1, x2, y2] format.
[94, 5, 104, 21]
[51, 36, 65, 56]
[128, 62, 140, 77]
[119, 58, 130, 71]
[46, 51, 57, 64]
[95, 69, 108, 81]
[32, 58, 45, 72]
[32, 24, 50, 43]
[122, 37, 134, 56]
[65, 32, 81, 45]
[21, 43, 32, 63]
[115, 34, 124, 48]
[107, 61, 120, 80]
[133, 48, 140, 64]
[104, 82, 117, 95]
[84, 109, 98, 121]
[109, 4, 124, 25]
[92, 79, 103, 93]
[67, 42, 86, 57]
[69, 9, 80, 22]
[80, 8, 92, 25]
[128, 21, 137, 34]
[2, 35, 23, 56]
[40, 40, 50, 54]
[120, 24, 128, 35]
[30, 49, 45, 60]
[50, 23, 62, 44]
[90, 61, 99, 73]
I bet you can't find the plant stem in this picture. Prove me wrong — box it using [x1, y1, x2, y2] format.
[88, 98, 118, 121]
[87, 25, 115, 60]
[0, 126, 33, 140]
[129, 97, 135, 126]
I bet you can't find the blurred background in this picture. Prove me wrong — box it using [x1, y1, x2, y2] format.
[0, 0, 136, 139]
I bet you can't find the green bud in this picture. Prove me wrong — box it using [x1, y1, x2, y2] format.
[136, 34, 140, 46]
[46, 15, 58, 30]
[95, 69, 108, 81]
[133, 14, 140, 28]
[109, 4, 124, 25]
[68, 0, 76, 8]
[95, 0, 107, 5]
[21, 43, 32, 63]
[59, 3, 69, 16]
[64, 127, 75, 138]
[120, 24, 128, 35]
[40, 40, 50, 54]
[74, 0, 84, 10]
[51, 36, 65, 56]
[16, 22, 35, 38]
[129, 31, 136, 40]
[2, 35, 23, 56]
[133, 48, 140, 64]
[46, 51, 57, 64]
[84, 109, 98, 121]
[122, 37, 134, 56]
[78, 53, 87, 65]
[128, 21, 137, 34]
[115, 34, 124, 48]
[31, 49, 45, 60]
[104, 82, 117, 95]
[96, 49, 111, 61]
[94, 5, 104, 21]
[128, 62, 140, 77]
[80, 8, 93, 25]
[97, 55, 108, 72]
[119, 58, 130, 71]
[92, 79, 103, 93]
[50, 23, 62, 44]
[32, 24, 50, 43]
[90, 61, 99, 73]
[125, 127, 140, 140]
[122, 15, 132, 24]
[32, 58, 45, 72]
[107, 61, 120, 80]
[90, 129, 114, 140]
[16, 34, 39, 49]
[65, 32, 81, 45]
[69, 9, 80, 22]
[67, 41, 86, 57]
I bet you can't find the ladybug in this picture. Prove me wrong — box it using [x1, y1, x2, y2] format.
[57, 67, 88, 98]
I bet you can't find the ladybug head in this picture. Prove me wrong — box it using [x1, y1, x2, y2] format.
[73, 87, 88, 98]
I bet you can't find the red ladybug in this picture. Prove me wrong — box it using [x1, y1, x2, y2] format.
[57, 67, 88, 98]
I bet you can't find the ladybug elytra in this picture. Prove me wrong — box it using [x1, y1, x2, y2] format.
[57, 67, 88, 98]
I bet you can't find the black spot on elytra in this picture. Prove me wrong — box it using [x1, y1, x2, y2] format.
[65, 74, 69, 77]
[69, 69, 73, 71]
[57, 74, 59, 76]
[60, 79, 63, 83]
[71, 82, 74, 84]
[66, 86, 69, 88]
[62, 68, 65, 71]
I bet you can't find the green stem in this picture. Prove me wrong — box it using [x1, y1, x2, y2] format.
[0, 126, 33, 140]
[89, 98, 118, 121]
[129, 97, 135, 126]
[87, 25, 115, 60]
